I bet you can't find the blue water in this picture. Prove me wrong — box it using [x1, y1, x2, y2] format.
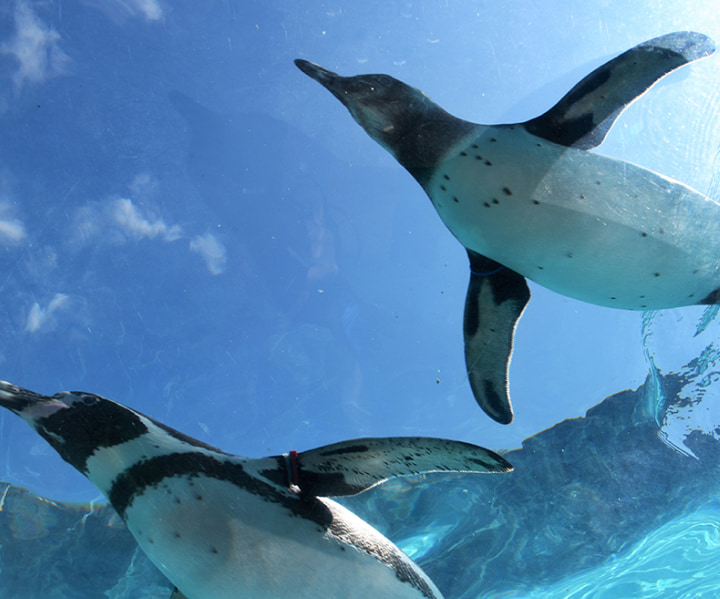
[0, 1, 720, 598]
[508, 504, 720, 599]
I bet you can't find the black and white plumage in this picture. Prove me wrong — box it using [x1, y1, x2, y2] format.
[0, 379, 511, 599]
[295, 32, 718, 425]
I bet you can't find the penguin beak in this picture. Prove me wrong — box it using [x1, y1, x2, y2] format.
[295, 59, 338, 85]
[295, 59, 347, 102]
[0, 380, 38, 412]
[0, 380, 66, 421]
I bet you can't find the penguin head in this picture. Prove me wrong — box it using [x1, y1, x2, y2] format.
[0, 381, 148, 475]
[295, 59, 476, 185]
[294, 59, 435, 156]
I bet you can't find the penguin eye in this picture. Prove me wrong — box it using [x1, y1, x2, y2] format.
[375, 75, 394, 88]
[77, 393, 99, 406]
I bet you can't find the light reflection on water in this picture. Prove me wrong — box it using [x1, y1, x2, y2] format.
[397, 524, 455, 561]
[492, 502, 720, 599]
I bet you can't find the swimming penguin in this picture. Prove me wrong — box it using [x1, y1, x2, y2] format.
[295, 31, 718, 424]
[0, 379, 511, 599]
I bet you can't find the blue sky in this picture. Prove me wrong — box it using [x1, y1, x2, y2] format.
[0, 1, 719, 506]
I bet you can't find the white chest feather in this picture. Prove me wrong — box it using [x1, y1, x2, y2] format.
[123, 476, 438, 599]
[426, 126, 720, 309]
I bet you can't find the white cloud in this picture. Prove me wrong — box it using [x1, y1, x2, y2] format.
[69, 194, 229, 276]
[128, 172, 159, 198]
[2, 1, 71, 90]
[0, 218, 26, 243]
[133, 0, 163, 21]
[25, 293, 68, 333]
[190, 233, 227, 275]
[112, 198, 182, 242]
[0, 202, 27, 245]
[83, 0, 163, 23]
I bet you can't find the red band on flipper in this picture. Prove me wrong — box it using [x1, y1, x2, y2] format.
[284, 450, 301, 494]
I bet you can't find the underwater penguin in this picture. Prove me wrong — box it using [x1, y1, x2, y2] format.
[295, 31, 719, 424]
[0, 379, 511, 599]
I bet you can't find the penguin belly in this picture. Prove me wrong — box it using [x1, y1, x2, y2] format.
[428, 126, 720, 309]
[124, 477, 440, 599]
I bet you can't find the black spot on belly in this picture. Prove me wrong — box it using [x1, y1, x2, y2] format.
[689, 293, 695, 298]
[641, 232, 648, 237]
[484, 202, 491, 208]
[659, 229, 665, 234]
[211, 547, 219, 554]
[460, 151, 468, 156]
[610, 297, 616, 300]
[195, 493, 204, 501]
[485, 160, 492, 166]
[471, 144, 479, 149]
[440, 185, 446, 191]
[595, 181, 601, 185]
[443, 174, 450, 180]
[502, 187, 512, 196]
[492, 198, 499, 204]
[532, 199, 540, 205]
[580, 194, 585, 199]
[173, 532, 181, 539]
[566, 252, 574, 258]
[490, 138, 497, 142]
[453, 196, 459, 203]
[653, 272, 661, 277]
[475, 155, 483, 160]
[538, 266, 544, 270]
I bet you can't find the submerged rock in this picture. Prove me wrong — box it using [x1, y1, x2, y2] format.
[0, 485, 171, 599]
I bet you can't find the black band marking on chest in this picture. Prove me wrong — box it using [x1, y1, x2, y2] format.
[110, 452, 436, 598]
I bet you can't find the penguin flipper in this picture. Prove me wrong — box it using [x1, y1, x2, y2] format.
[523, 31, 715, 149]
[463, 251, 530, 425]
[290, 436, 512, 497]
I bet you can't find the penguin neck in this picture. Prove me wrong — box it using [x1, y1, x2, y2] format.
[83, 420, 223, 497]
[392, 107, 479, 187]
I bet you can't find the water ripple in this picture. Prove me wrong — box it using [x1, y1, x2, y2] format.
[498, 502, 720, 599]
